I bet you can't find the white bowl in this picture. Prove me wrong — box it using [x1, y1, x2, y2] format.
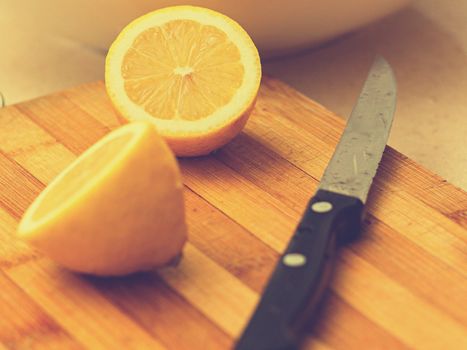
[12, 0, 410, 57]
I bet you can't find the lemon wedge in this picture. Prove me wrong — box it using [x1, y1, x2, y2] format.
[17, 122, 187, 276]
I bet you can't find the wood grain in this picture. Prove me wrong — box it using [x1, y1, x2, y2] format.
[0, 77, 466, 349]
[0, 270, 82, 349]
[8, 260, 166, 350]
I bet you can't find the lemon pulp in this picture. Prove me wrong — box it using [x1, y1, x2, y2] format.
[122, 19, 244, 121]
[30, 132, 135, 224]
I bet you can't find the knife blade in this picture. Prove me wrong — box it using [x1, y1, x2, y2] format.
[235, 56, 397, 350]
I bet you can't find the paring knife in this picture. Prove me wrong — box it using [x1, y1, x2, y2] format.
[235, 57, 397, 350]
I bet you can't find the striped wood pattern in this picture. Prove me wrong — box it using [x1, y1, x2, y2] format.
[0, 77, 466, 349]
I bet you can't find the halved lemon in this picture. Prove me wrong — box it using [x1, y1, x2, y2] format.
[105, 6, 261, 156]
[17, 122, 187, 276]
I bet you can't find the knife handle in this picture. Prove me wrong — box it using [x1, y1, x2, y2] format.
[235, 189, 364, 350]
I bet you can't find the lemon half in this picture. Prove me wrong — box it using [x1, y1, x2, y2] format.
[18, 122, 187, 276]
[105, 6, 261, 156]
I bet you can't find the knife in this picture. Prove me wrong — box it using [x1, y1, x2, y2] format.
[235, 57, 397, 350]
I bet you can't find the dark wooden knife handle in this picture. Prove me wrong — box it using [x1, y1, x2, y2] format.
[235, 190, 364, 350]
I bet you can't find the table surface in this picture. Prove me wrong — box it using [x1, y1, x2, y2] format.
[1, 0, 466, 189]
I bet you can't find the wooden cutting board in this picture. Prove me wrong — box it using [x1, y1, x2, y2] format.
[0, 77, 466, 350]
